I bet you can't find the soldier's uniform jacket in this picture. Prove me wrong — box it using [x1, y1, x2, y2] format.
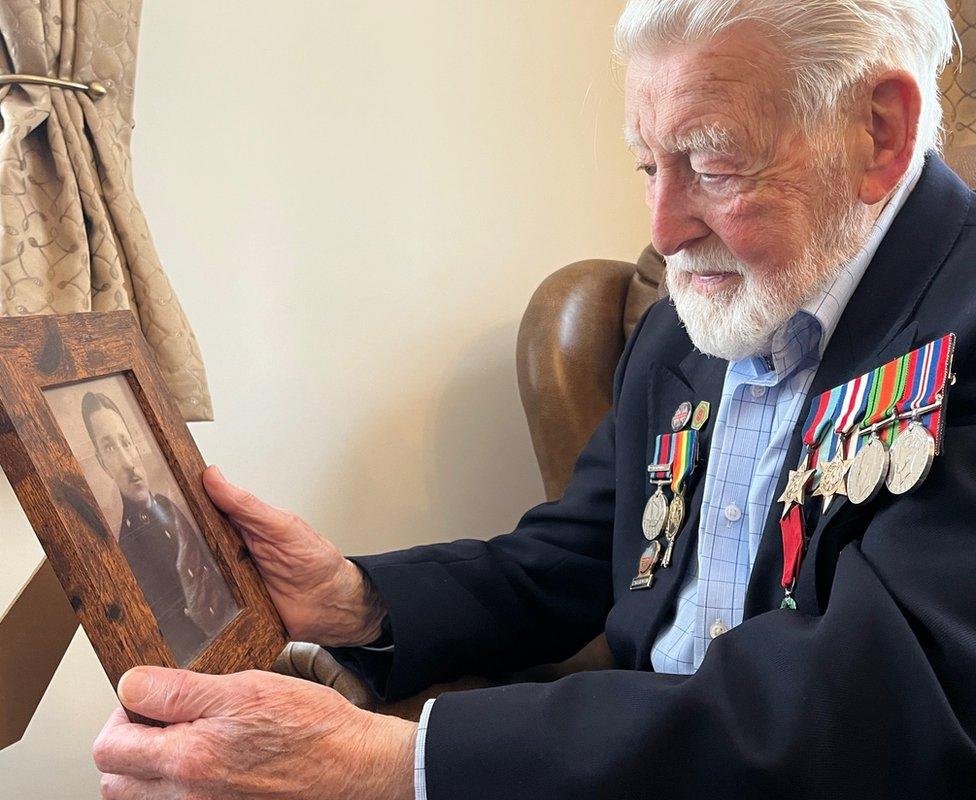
[334, 157, 976, 798]
[119, 492, 226, 665]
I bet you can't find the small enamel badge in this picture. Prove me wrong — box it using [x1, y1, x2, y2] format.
[671, 401, 693, 431]
[691, 401, 711, 431]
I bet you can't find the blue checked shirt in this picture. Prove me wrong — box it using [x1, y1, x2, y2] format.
[413, 168, 920, 798]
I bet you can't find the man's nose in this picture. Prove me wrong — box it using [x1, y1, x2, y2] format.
[648, 173, 710, 257]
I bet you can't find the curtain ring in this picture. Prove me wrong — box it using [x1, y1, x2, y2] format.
[0, 73, 107, 100]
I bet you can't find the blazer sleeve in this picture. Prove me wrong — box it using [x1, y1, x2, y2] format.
[328, 307, 658, 701]
[419, 394, 976, 798]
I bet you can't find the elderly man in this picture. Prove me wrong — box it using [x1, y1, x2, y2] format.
[93, 1, 976, 797]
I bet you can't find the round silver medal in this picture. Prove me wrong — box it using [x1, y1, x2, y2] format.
[846, 436, 889, 505]
[642, 487, 669, 540]
[886, 423, 935, 495]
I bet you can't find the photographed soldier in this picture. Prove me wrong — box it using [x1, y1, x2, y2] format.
[81, 391, 235, 665]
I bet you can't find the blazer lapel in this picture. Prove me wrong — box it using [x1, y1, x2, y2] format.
[744, 156, 975, 617]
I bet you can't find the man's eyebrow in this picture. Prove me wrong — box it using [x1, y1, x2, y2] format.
[623, 125, 646, 150]
[624, 124, 739, 155]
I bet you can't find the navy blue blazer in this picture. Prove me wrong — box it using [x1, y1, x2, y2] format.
[338, 156, 976, 798]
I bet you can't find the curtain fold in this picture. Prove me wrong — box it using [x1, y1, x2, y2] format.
[0, 0, 212, 420]
[941, 1, 976, 185]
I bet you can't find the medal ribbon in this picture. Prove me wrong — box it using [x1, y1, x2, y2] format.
[832, 371, 873, 459]
[802, 383, 846, 468]
[780, 504, 804, 595]
[896, 344, 927, 416]
[852, 357, 909, 452]
[896, 335, 953, 444]
[650, 434, 673, 481]
[669, 429, 698, 494]
[778, 387, 844, 606]
[818, 382, 853, 462]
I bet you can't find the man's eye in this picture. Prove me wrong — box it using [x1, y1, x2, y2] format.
[696, 171, 732, 186]
[636, 163, 657, 177]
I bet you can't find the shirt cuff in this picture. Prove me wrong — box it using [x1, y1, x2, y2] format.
[414, 698, 436, 800]
[360, 642, 394, 653]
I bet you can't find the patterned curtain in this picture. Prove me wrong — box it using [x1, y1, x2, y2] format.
[0, 0, 212, 420]
[941, 1, 976, 185]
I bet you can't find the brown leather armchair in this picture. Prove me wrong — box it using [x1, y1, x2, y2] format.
[517, 244, 666, 502]
[274, 244, 667, 719]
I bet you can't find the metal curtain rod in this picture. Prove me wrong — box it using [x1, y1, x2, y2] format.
[0, 73, 107, 100]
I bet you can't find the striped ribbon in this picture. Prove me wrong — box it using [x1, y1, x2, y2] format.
[894, 335, 953, 445]
[652, 430, 698, 493]
[832, 371, 873, 460]
[650, 434, 672, 481]
[669, 429, 698, 493]
[802, 383, 846, 469]
[851, 355, 909, 453]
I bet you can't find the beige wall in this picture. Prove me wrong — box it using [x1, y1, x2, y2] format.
[0, 1, 647, 795]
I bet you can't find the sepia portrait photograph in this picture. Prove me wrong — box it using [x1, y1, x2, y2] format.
[43, 374, 239, 667]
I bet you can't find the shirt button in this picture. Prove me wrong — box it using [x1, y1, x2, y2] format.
[709, 619, 729, 639]
[750, 384, 767, 398]
[724, 504, 742, 522]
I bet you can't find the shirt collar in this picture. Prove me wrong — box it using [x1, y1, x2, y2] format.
[733, 164, 923, 383]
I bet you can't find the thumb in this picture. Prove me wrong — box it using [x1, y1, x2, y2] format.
[202, 465, 292, 533]
[118, 667, 241, 724]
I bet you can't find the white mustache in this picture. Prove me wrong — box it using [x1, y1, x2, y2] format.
[666, 251, 747, 277]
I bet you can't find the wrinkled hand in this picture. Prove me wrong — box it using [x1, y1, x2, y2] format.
[203, 466, 386, 647]
[94, 667, 416, 800]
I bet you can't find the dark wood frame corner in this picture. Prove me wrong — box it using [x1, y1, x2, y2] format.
[0, 311, 287, 721]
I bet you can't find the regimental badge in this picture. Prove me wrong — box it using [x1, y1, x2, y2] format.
[691, 401, 711, 431]
[671, 401, 693, 432]
[630, 541, 662, 591]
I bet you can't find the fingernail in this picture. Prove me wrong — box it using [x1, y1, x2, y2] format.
[118, 669, 152, 706]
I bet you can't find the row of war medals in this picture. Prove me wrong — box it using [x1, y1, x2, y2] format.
[777, 333, 956, 609]
[631, 404, 703, 591]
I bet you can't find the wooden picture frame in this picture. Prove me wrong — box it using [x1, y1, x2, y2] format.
[0, 312, 287, 721]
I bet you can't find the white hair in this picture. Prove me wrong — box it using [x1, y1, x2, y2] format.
[614, 0, 958, 174]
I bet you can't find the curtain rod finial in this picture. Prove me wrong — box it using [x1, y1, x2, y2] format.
[87, 80, 107, 100]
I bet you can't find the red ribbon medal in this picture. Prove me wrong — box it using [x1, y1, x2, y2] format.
[777, 392, 835, 608]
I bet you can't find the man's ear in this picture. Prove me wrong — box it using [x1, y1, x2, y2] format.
[858, 70, 922, 205]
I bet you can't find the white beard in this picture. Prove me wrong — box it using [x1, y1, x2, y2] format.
[666, 156, 875, 362]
